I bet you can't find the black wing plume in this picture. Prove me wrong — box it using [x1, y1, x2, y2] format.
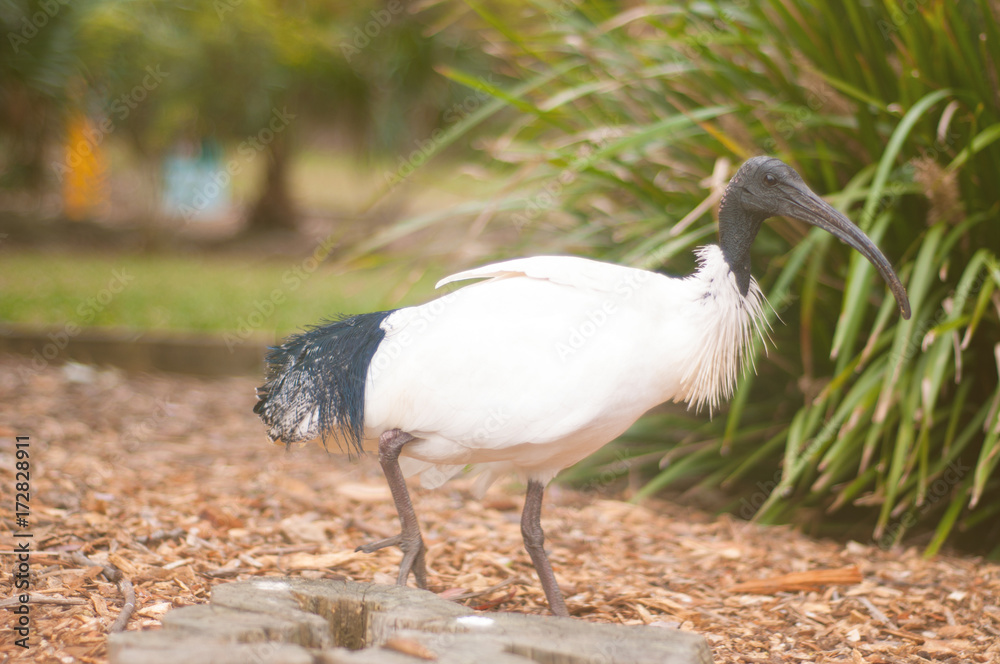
[253, 310, 395, 454]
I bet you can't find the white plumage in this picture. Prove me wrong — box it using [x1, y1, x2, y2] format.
[364, 246, 767, 492]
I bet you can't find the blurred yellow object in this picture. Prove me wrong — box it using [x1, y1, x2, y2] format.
[62, 113, 109, 221]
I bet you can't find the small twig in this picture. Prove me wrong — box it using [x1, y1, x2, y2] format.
[238, 553, 264, 569]
[982, 622, 1000, 637]
[0, 594, 87, 608]
[136, 528, 186, 545]
[198, 567, 243, 579]
[726, 566, 862, 594]
[880, 627, 925, 643]
[780, 603, 831, 627]
[36, 566, 80, 579]
[249, 543, 320, 556]
[0, 550, 65, 556]
[443, 577, 516, 602]
[71, 551, 119, 582]
[162, 557, 194, 570]
[109, 578, 136, 632]
[471, 586, 517, 611]
[856, 596, 897, 629]
[70, 551, 137, 632]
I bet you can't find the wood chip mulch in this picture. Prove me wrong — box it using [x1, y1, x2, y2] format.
[1, 355, 998, 663]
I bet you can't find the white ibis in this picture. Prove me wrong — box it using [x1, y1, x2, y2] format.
[254, 156, 910, 616]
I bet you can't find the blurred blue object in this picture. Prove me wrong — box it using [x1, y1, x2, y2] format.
[162, 138, 230, 221]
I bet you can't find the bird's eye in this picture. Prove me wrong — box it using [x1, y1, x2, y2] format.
[763, 173, 778, 187]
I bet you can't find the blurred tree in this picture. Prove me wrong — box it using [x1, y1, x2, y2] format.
[73, 0, 481, 232]
[0, 0, 101, 190]
[1, 0, 486, 230]
[75, 0, 342, 230]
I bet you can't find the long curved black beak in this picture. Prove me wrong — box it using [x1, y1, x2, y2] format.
[782, 187, 911, 320]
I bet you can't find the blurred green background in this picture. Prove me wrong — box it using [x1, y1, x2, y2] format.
[2, 0, 998, 556]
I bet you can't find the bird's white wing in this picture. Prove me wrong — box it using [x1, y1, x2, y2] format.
[366, 255, 704, 488]
[436, 255, 634, 293]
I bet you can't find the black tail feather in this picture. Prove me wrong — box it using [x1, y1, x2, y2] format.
[254, 310, 395, 454]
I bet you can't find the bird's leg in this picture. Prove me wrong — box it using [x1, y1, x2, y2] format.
[355, 429, 427, 589]
[521, 479, 569, 617]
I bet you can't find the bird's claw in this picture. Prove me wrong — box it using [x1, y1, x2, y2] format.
[355, 534, 402, 554]
[356, 532, 428, 589]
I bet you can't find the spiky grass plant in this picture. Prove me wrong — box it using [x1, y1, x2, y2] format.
[368, 0, 1000, 555]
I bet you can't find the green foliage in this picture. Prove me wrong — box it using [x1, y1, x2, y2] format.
[391, 0, 1000, 553]
[70, 0, 493, 156]
[72, 0, 356, 152]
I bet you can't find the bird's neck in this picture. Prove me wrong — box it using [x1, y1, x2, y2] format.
[717, 193, 765, 298]
[678, 246, 769, 414]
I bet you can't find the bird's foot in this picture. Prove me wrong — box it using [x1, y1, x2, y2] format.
[355, 533, 402, 554]
[355, 532, 427, 588]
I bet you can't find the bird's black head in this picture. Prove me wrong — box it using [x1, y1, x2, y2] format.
[718, 156, 910, 319]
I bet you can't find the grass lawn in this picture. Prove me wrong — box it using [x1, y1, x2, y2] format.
[1, 138, 496, 336]
[0, 250, 444, 338]
[0, 145, 500, 341]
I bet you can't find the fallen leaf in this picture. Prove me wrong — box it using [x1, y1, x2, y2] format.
[938, 624, 974, 638]
[136, 601, 173, 618]
[727, 566, 862, 594]
[282, 551, 360, 570]
[919, 638, 973, 659]
[383, 636, 437, 660]
[90, 593, 109, 619]
[336, 482, 391, 502]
